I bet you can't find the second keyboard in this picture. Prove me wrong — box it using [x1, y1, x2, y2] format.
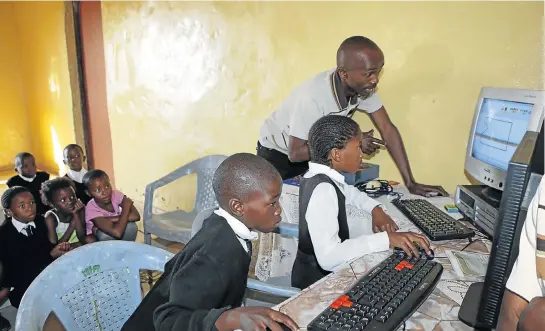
[392, 199, 475, 241]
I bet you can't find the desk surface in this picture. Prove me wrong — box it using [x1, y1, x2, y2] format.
[272, 185, 491, 331]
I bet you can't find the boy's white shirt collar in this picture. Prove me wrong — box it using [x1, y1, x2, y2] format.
[67, 168, 88, 183]
[18, 174, 36, 182]
[11, 217, 36, 235]
[214, 207, 258, 242]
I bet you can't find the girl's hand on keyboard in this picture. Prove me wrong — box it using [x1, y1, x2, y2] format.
[371, 207, 399, 233]
[388, 232, 431, 258]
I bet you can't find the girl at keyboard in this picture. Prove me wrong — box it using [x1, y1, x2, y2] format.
[291, 115, 431, 289]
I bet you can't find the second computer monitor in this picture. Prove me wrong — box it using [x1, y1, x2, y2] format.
[464, 87, 544, 200]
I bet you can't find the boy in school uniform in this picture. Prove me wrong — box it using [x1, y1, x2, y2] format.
[122, 153, 298, 331]
[63, 144, 91, 205]
[7, 152, 50, 215]
[0, 186, 70, 308]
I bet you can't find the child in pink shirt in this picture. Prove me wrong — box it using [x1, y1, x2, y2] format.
[83, 169, 140, 241]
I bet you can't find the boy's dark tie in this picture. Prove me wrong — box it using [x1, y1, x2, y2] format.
[244, 239, 252, 256]
[24, 225, 34, 237]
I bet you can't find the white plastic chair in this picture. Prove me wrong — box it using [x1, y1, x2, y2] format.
[144, 155, 228, 245]
[15, 241, 173, 331]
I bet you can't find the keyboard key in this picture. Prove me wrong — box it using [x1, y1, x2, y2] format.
[376, 314, 388, 323]
[374, 299, 388, 309]
[351, 290, 366, 301]
[342, 301, 353, 308]
[339, 308, 351, 316]
[338, 317, 348, 324]
[311, 321, 330, 330]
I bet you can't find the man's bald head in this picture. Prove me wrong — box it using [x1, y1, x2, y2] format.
[212, 153, 281, 209]
[336, 36, 384, 99]
[336, 36, 381, 69]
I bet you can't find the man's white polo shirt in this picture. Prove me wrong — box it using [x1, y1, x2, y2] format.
[258, 68, 383, 154]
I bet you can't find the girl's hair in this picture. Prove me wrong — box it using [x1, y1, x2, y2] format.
[14, 152, 33, 169]
[82, 169, 109, 190]
[41, 178, 75, 207]
[308, 115, 361, 166]
[1, 186, 31, 209]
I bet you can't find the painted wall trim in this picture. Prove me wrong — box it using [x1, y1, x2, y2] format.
[78, 1, 115, 184]
[64, 2, 90, 168]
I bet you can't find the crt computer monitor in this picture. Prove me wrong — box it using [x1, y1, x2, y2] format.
[464, 87, 545, 201]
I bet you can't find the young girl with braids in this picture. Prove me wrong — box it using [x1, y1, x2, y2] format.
[291, 115, 432, 289]
[0, 186, 70, 308]
[41, 178, 97, 246]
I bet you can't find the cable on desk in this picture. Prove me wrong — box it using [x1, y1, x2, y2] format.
[402, 321, 406, 331]
[461, 237, 474, 251]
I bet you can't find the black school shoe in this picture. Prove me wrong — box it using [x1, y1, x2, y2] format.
[0, 314, 10, 331]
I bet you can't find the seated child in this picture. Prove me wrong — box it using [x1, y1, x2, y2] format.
[7, 152, 50, 215]
[0, 186, 71, 308]
[291, 115, 431, 289]
[83, 169, 139, 241]
[122, 153, 298, 331]
[41, 178, 97, 247]
[63, 144, 91, 205]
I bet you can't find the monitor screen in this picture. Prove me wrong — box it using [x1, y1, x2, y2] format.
[471, 98, 534, 171]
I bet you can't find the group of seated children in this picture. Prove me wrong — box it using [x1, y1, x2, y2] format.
[0, 144, 140, 312]
[121, 116, 430, 331]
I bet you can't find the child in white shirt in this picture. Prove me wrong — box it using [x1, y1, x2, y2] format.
[63, 144, 91, 205]
[291, 115, 431, 289]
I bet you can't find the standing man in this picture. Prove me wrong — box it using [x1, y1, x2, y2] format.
[257, 35, 448, 197]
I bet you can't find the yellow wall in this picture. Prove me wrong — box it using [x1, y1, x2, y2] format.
[0, 3, 32, 172]
[11, 2, 76, 176]
[100, 1, 543, 210]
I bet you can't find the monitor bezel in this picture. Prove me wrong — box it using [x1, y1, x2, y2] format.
[464, 87, 544, 191]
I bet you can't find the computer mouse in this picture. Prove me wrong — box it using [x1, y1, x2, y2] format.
[365, 180, 382, 190]
[418, 247, 435, 260]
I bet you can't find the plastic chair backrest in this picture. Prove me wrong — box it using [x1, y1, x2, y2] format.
[15, 241, 173, 331]
[190, 208, 217, 238]
[193, 156, 226, 212]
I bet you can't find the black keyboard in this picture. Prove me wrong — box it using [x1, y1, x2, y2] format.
[392, 199, 475, 241]
[308, 251, 442, 331]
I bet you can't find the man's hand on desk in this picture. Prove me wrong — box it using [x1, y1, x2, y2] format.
[407, 182, 449, 197]
[371, 206, 399, 233]
[215, 307, 299, 331]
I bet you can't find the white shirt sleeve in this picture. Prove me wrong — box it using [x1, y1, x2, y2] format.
[357, 92, 383, 114]
[288, 98, 322, 140]
[505, 182, 543, 301]
[343, 183, 382, 214]
[306, 183, 390, 272]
